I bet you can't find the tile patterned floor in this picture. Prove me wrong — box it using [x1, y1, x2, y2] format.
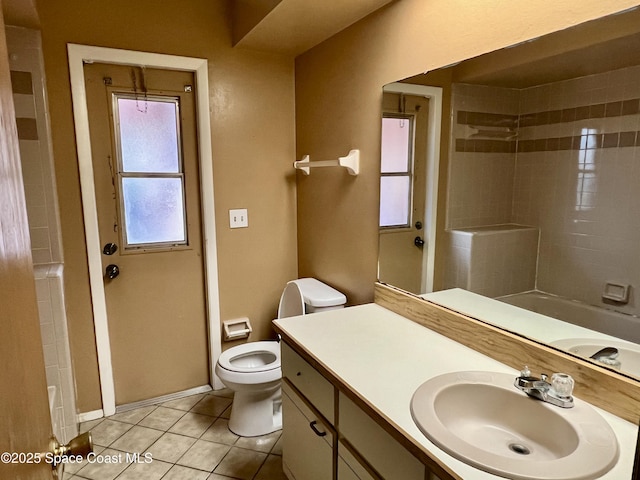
[63, 390, 286, 480]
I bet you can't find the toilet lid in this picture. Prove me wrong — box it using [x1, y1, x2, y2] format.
[217, 341, 281, 373]
[277, 281, 305, 319]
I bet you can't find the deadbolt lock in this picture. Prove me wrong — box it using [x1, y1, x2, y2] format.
[105, 264, 120, 280]
[102, 242, 118, 255]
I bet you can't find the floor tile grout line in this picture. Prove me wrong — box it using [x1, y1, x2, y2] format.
[73, 390, 283, 480]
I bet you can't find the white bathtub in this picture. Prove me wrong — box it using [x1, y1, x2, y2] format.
[498, 291, 640, 345]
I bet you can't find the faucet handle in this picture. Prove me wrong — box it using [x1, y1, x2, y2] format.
[550, 373, 574, 399]
[520, 366, 532, 378]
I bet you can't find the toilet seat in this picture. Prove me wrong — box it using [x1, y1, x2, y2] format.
[217, 341, 281, 373]
[277, 281, 305, 318]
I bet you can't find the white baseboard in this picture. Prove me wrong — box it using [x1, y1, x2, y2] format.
[115, 385, 212, 413]
[77, 409, 104, 423]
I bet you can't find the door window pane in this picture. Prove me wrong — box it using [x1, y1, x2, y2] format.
[381, 117, 411, 173]
[122, 177, 186, 245]
[380, 114, 414, 228]
[379, 176, 410, 227]
[117, 97, 180, 173]
[113, 93, 188, 249]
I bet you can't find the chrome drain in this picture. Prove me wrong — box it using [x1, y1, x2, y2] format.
[508, 443, 531, 455]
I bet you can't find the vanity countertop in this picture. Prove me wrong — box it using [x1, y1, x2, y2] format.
[421, 288, 634, 346]
[273, 303, 637, 480]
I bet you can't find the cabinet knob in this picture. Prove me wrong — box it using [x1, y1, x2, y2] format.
[296, 372, 301, 376]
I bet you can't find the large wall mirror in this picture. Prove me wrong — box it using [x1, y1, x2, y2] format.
[378, 7, 640, 384]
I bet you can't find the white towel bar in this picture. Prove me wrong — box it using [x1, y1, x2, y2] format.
[294, 149, 359, 176]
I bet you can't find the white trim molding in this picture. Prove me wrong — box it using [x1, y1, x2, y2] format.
[67, 44, 222, 416]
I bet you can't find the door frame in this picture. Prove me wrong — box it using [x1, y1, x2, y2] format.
[68, 44, 222, 417]
[382, 83, 442, 293]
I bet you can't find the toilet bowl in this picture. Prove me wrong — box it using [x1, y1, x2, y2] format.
[214, 278, 346, 437]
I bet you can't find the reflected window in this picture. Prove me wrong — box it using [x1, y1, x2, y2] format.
[380, 115, 414, 227]
[576, 128, 597, 212]
[113, 94, 187, 249]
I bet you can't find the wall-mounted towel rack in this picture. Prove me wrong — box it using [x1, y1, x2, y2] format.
[294, 149, 360, 176]
[465, 125, 517, 140]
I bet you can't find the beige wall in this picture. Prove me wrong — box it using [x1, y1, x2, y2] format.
[295, 0, 640, 304]
[36, 0, 297, 412]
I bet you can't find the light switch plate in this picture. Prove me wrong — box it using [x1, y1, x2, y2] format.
[229, 208, 248, 228]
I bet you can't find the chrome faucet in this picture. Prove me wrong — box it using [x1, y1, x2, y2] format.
[514, 366, 574, 408]
[589, 347, 621, 369]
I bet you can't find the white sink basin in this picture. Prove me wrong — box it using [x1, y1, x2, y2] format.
[411, 371, 619, 480]
[551, 338, 640, 377]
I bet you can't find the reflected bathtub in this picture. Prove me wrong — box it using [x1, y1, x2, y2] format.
[498, 291, 640, 349]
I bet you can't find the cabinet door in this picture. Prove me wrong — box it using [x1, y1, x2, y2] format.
[282, 382, 334, 480]
[339, 393, 425, 480]
[338, 441, 379, 480]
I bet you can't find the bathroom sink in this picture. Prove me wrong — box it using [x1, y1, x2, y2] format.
[551, 338, 640, 377]
[411, 371, 619, 480]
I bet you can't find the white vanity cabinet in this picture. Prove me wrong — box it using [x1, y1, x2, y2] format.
[281, 342, 336, 480]
[275, 304, 635, 480]
[281, 341, 440, 480]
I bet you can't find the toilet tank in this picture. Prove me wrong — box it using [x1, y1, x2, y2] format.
[292, 278, 347, 313]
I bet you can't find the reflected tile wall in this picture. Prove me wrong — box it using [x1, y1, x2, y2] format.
[447, 66, 640, 315]
[447, 84, 520, 229]
[444, 227, 538, 298]
[514, 66, 640, 316]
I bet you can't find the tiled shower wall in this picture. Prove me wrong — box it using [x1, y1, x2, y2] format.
[447, 83, 520, 229]
[447, 65, 640, 316]
[7, 26, 78, 443]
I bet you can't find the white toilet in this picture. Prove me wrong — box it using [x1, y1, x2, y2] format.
[215, 278, 346, 437]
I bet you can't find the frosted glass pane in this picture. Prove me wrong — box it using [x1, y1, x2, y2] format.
[381, 117, 410, 173]
[122, 177, 186, 245]
[379, 176, 410, 227]
[118, 98, 180, 173]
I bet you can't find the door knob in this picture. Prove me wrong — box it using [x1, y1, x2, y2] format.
[102, 242, 118, 255]
[414, 236, 425, 248]
[49, 431, 93, 469]
[105, 264, 120, 279]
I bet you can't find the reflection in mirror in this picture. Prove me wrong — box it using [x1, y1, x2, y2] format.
[378, 83, 443, 294]
[378, 93, 427, 293]
[378, 8, 640, 381]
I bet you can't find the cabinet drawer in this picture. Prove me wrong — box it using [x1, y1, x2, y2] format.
[282, 382, 334, 480]
[282, 342, 334, 421]
[339, 393, 425, 480]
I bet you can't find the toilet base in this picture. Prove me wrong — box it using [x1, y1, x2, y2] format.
[228, 384, 282, 437]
